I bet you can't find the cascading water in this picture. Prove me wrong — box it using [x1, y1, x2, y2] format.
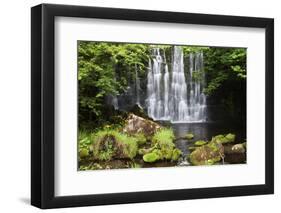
[146, 46, 207, 122]
[147, 48, 168, 120]
[135, 64, 141, 106]
[188, 52, 207, 122]
[170, 46, 189, 121]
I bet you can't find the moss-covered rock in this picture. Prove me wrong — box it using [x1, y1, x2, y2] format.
[194, 140, 207, 146]
[92, 130, 138, 161]
[186, 133, 194, 140]
[211, 133, 236, 144]
[225, 133, 235, 143]
[224, 143, 246, 155]
[224, 143, 246, 164]
[143, 152, 160, 163]
[189, 141, 223, 166]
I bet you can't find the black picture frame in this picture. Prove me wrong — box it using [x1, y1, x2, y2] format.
[31, 3, 274, 209]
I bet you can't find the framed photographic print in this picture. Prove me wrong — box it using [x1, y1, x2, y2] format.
[31, 3, 274, 209]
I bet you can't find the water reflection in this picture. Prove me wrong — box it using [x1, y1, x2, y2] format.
[172, 122, 246, 156]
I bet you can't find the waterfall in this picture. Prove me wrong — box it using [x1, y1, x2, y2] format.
[146, 46, 207, 122]
[188, 52, 207, 122]
[112, 96, 119, 110]
[135, 64, 141, 106]
[147, 48, 166, 120]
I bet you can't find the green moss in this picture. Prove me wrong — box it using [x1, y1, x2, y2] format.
[79, 148, 89, 158]
[141, 128, 181, 162]
[92, 129, 138, 161]
[207, 159, 215, 165]
[152, 128, 175, 146]
[138, 147, 154, 155]
[207, 141, 220, 152]
[186, 133, 194, 140]
[133, 133, 147, 145]
[128, 162, 141, 168]
[143, 152, 160, 163]
[211, 134, 226, 143]
[172, 149, 182, 161]
[78, 130, 93, 160]
[188, 146, 196, 151]
[194, 140, 207, 146]
[152, 149, 164, 160]
[225, 133, 235, 143]
[211, 133, 236, 144]
[189, 141, 223, 166]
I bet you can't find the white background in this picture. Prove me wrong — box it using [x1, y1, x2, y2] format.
[0, 0, 279, 212]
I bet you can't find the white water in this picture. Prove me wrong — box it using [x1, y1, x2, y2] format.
[146, 46, 207, 122]
[135, 64, 141, 106]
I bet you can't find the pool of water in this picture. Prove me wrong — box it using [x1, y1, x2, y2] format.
[172, 122, 246, 156]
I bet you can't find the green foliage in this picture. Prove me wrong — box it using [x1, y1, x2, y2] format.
[172, 149, 182, 161]
[211, 133, 236, 144]
[78, 41, 150, 126]
[152, 128, 175, 146]
[133, 133, 147, 146]
[79, 148, 89, 158]
[225, 133, 236, 143]
[194, 140, 207, 146]
[143, 152, 160, 163]
[142, 128, 182, 163]
[128, 162, 141, 168]
[78, 130, 93, 159]
[203, 47, 246, 121]
[182, 46, 209, 55]
[92, 129, 138, 161]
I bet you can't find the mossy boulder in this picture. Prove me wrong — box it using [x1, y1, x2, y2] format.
[123, 114, 161, 137]
[194, 140, 207, 146]
[211, 133, 236, 144]
[186, 133, 194, 140]
[92, 130, 138, 161]
[189, 141, 224, 166]
[143, 152, 160, 163]
[224, 143, 246, 163]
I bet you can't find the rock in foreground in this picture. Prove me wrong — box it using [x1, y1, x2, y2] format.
[123, 113, 161, 136]
[189, 141, 224, 165]
[224, 143, 246, 163]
